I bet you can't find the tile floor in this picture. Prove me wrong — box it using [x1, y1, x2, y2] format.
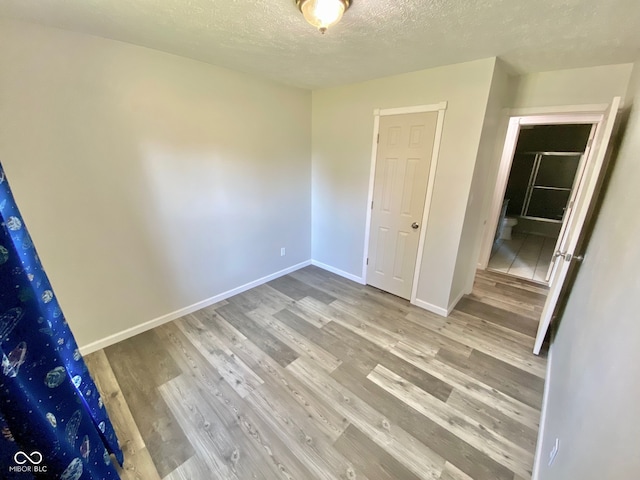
[488, 232, 556, 283]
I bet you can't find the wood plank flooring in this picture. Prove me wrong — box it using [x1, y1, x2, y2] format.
[86, 266, 548, 480]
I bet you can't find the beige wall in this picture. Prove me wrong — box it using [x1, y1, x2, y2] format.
[450, 59, 514, 305]
[311, 58, 496, 312]
[474, 63, 634, 273]
[513, 63, 634, 108]
[0, 20, 312, 349]
[534, 61, 640, 479]
[3, 18, 635, 362]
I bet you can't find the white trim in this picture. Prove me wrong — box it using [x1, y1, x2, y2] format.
[413, 298, 448, 317]
[378, 102, 448, 117]
[478, 110, 604, 270]
[411, 107, 447, 303]
[478, 116, 522, 269]
[78, 260, 312, 355]
[509, 103, 608, 116]
[413, 288, 464, 319]
[362, 114, 381, 280]
[362, 102, 448, 296]
[532, 343, 554, 480]
[476, 108, 511, 270]
[543, 123, 598, 282]
[311, 260, 365, 284]
[533, 96, 621, 355]
[518, 113, 602, 125]
[446, 288, 466, 315]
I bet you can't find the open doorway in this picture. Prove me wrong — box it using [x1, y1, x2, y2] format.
[477, 99, 620, 354]
[488, 123, 595, 283]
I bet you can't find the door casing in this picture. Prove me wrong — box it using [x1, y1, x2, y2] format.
[478, 109, 605, 272]
[362, 102, 447, 305]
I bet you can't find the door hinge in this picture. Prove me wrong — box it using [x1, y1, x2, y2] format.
[371, 201, 374, 210]
[377, 133, 380, 144]
[366, 258, 369, 265]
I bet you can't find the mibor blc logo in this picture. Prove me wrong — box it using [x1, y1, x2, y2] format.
[9, 451, 48, 473]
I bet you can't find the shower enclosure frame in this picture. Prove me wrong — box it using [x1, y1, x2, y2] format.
[478, 109, 602, 273]
[518, 151, 585, 224]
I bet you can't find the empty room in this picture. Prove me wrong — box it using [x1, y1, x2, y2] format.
[0, 1, 639, 479]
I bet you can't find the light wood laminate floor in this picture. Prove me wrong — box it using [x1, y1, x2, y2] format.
[85, 266, 548, 480]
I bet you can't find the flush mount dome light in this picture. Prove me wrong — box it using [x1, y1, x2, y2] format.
[296, 0, 351, 34]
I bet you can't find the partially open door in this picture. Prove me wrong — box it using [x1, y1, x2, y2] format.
[544, 124, 598, 283]
[533, 97, 621, 355]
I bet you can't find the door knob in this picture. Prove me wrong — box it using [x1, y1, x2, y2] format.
[555, 251, 584, 262]
[411, 222, 419, 230]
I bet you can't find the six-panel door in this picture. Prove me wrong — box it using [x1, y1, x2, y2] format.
[367, 111, 438, 299]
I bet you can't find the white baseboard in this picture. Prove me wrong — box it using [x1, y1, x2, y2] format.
[311, 260, 366, 285]
[532, 343, 554, 480]
[413, 298, 448, 317]
[447, 288, 467, 315]
[79, 260, 312, 355]
[412, 287, 466, 318]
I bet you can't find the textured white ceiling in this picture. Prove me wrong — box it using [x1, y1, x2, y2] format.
[1, 0, 639, 89]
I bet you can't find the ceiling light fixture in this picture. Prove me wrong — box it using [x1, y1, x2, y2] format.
[296, 0, 351, 34]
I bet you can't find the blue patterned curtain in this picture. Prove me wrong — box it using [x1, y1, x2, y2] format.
[0, 163, 123, 479]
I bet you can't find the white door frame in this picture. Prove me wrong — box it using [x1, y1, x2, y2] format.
[544, 124, 599, 282]
[362, 102, 447, 304]
[478, 108, 605, 271]
[532, 96, 621, 355]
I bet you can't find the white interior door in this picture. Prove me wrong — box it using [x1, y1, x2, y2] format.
[544, 125, 598, 282]
[533, 97, 621, 354]
[367, 111, 438, 299]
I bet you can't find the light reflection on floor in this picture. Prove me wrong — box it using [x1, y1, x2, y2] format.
[488, 232, 555, 283]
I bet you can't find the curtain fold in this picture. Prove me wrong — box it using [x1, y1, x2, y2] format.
[0, 163, 123, 479]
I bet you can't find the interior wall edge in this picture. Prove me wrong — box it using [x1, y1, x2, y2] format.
[78, 259, 312, 355]
[533, 59, 640, 479]
[451, 58, 511, 303]
[531, 342, 555, 480]
[412, 298, 448, 317]
[446, 288, 467, 315]
[0, 20, 312, 350]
